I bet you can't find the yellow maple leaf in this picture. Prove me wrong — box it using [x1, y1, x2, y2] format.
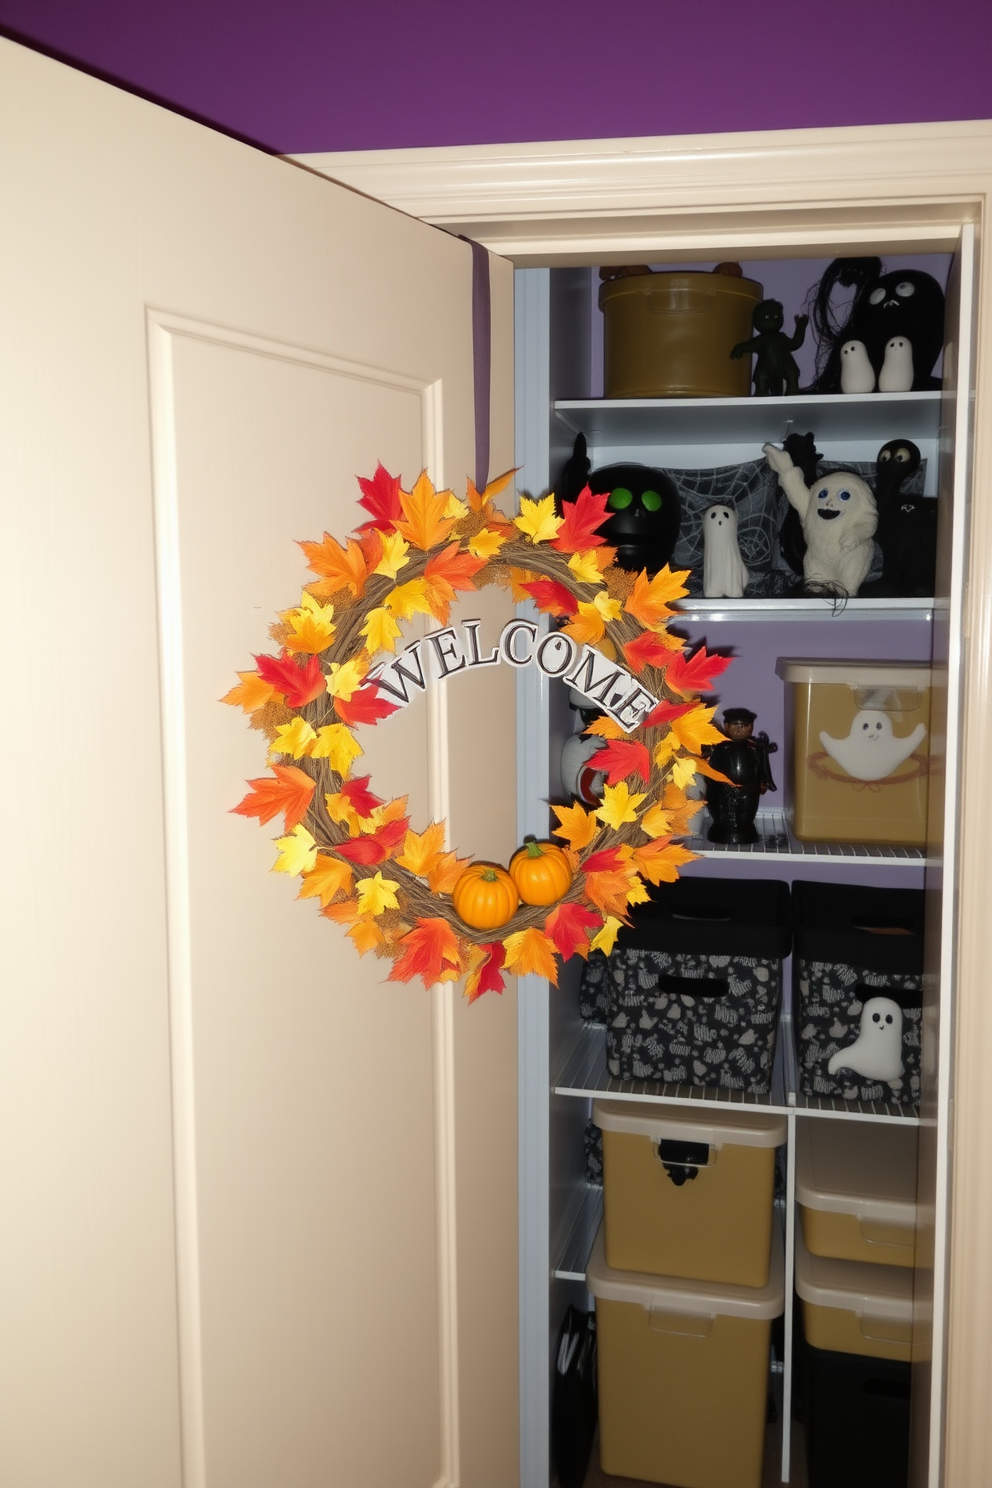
[348, 918, 386, 955]
[326, 656, 368, 700]
[360, 606, 403, 656]
[428, 851, 473, 895]
[563, 601, 607, 646]
[550, 801, 600, 852]
[625, 875, 652, 906]
[467, 467, 516, 512]
[467, 527, 508, 560]
[653, 734, 678, 769]
[355, 871, 400, 917]
[624, 565, 691, 631]
[670, 756, 699, 790]
[596, 781, 646, 829]
[503, 927, 559, 984]
[384, 577, 433, 621]
[593, 591, 623, 623]
[567, 549, 607, 586]
[631, 839, 698, 886]
[590, 916, 623, 957]
[272, 823, 318, 877]
[396, 822, 447, 878]
[324, 791, 361, 834]
[584, 716, 625, 740]
[373, 531, 410, 580]
[444, 492, 470, 520]
[669, 704, 726, 755]
[221, 670, 276, 713]
[394, 471, 458, 550]
[298, 855, 354, 907]
[310, 723, 363, 776]
[270, 716, 317, 758]
[514, 494, 563, 545]
[280, 592, 336, 654]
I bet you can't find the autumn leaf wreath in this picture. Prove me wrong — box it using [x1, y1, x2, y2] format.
[224, 465, 731, 998]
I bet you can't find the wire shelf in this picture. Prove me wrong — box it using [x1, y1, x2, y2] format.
[687, 808, 933, 867]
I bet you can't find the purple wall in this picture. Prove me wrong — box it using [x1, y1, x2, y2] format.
[0, 0, 989, 153]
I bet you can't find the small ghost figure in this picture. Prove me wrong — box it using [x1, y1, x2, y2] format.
[763, 442, 878, 597]
[820, 709, 926, 781]
[878, 335, 915, 393]
[839, 339, 876, 393]
[702, 503, 749, 597]
[828, 997, 904, 1085]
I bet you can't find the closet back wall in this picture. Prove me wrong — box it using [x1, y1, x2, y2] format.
[0, 0, 989, 152]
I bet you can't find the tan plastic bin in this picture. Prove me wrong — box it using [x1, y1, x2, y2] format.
[776, 659, 932, 847]
[600, 269, 763, 398]
[593, 1099, 786, 1287]
[588, 1221, 784, 1488]
[797, 1119, 918, 1269]
[795, 1227, 914, 1363]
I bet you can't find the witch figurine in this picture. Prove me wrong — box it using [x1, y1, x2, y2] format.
[704, 708, 778, 844]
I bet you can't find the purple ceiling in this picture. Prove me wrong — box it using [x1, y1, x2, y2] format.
[1, 0, 989, 154]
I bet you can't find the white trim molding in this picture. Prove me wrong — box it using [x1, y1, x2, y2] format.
[288, 120, 992, 263]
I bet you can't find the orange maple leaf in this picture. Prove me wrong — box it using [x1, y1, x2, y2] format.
[232, 765, 315, 831]
[583, 716, 625, 740]
[299, 532, 370, 599]
[320, 897, 361, 925]
[630, 837, 698, 885]
[507, 566, 539, 602]
[550, 801, 600, 853]
[466, 467, 517, 513]
[395, 821, 447, 878]
[348, 918, 386, 956]
[388, 918, 463, 986]
[393, 471, 458, 550]
[298, 855, 354, 907]
[428, 851, 474, 895]
[562, 602, 606, 647]
[663, 644, 733, 698]
[421, 543, 487, 623]
[624, 566, 691, 631]
[221, 670, 276, 714]
[582, 869, 636, 919]
[502, 927, 559, 984]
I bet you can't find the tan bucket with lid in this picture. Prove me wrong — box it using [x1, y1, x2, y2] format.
[797, 1118, 918, 1268]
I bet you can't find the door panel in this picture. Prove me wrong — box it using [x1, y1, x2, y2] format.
[0, 37, 516, 1488]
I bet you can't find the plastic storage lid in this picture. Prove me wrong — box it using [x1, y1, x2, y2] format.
[775, 658, 931, 690]
[796, 1119, 919, 1225]
[587, 1219, 784, 1320]
[794, 1227, 917, 1325]
[593, 1098, 787, 1150]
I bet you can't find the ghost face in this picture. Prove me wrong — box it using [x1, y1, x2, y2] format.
[810, 473, 873, 529]
[820, 709, 927, 781]
[827, 996, 904, 1083]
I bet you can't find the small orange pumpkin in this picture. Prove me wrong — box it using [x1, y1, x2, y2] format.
[509, 839, 574, 906]
[452, 863, 520, 931]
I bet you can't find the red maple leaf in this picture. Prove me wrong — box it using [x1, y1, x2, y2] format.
[520, 577, 578, 617]
[335, 814, 410, 865]
[388, 918, 463, 987]
[356, 463, 403, 531]
[544, 902, 602, 960]
[550, 486, 610, 552]
[623, 631, 675, 675]
[231, 764, 315, 830]
[664, 645, 733, 699]
[334, 683, 400, 727]
[465, 942, 507, 1002]
[582, 846, 625, 875]
[254, 651, 325, 708]
[595, 739, 651, 785]
[642, 699, 695, 728]
[340, 775, 385, 818]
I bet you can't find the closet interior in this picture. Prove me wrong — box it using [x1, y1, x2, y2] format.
[513, 246, 968, 1488]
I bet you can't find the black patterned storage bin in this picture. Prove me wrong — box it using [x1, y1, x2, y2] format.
[793, 880, 923, 1105]
[579, 877, 792, 1095]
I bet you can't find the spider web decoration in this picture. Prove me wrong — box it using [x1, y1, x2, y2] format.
[668, 457, 927, 594]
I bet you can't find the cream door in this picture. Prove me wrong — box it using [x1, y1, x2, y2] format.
[0, 37, 517, 1488]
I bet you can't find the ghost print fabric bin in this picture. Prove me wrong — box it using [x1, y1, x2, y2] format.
[579, 877, 792, 1094]
[793, 880, 923, 1104]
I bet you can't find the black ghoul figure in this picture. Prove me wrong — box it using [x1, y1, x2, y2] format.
[862, 437, 937, 598]
[730, 298, 808, 396]
[704, 708, 778, 845]
[558, 433, 680, 573]
[805, 258, 945, 394]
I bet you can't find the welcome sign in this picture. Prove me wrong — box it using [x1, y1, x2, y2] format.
[367, 618, 660, 732]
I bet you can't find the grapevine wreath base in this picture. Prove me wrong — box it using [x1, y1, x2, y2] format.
[224, 465, 732, 999]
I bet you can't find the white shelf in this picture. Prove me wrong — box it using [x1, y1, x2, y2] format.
[554, 390, 942, 447]
[687, 808, 933, 867]
[673, 597, 933, 624]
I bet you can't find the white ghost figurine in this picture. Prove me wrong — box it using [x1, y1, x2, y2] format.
[878, 335, 915, 393]
[702, 503, 749, 598]
[821, 709, 927, 781]
[828, 997, 904, 1084]
[839, 339, 876, 393]
[763, 442, 878, 596]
